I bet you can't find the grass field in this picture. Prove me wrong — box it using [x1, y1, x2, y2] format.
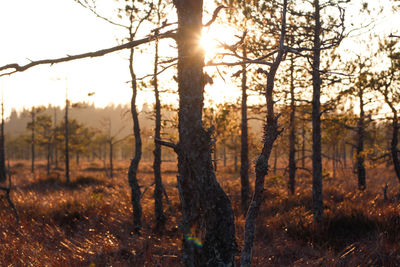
[1, 160, 400, 266]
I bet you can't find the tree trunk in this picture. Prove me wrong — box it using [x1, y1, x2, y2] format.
[0, 99, 6, 183]
[174, 1, 236, 265]
[31, 111, 35, 174]
[110, 141, 114, 178]
[127, 45, 142, 232]
[241, 1, 287, 265]
[391, 114, 400, 183]
[302, 122, 306, 168]
[47, 142, 51, 176]
[311, 0, 323, 223]
[288, 55, 296, 195]
[240, 46, 250, 212]
[153, 35, 166, 230]
[356, 89, 366, 189]
[213, 142, 217, 171]
[65, 101, 70, 183]
[273, 147, 278, 175]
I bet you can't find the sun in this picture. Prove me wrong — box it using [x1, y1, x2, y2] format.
[200, 24, 237, 62]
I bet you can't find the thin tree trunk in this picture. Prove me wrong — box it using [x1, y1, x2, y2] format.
[47, 142, 51, 176]
[311, 0, 323, 223]
[127, 44, 142, 232]
[391, 113, 400, 183]
[65, 100, 70, 183]
[302, 122, 306, 168]
[110, 141, 114, 178]
[153, 33, 165, 230]
[31, 111, 35, 174]
[356, 89, 366, 189]
[54, 108, 58, 169]
[288, 55, 296, 195]
[273, 147, 278, 175]
[213, 142, 217, 171]
[0, 99, 6, 183]
[174, 1, 236, 265]
[241, 1, 287, 265]
[240, 46, 250, 212]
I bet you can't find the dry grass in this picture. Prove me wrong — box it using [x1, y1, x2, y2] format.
[1, 160, 400, 266]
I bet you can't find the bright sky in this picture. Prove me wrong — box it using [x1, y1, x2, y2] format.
[0, 0, 398, 118]
[0, 0, 243, 118]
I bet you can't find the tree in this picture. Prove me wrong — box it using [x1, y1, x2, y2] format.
[170, 0, 237, 264]
[241, 1, 287, 265]
[25, 106, 45, 174]
[0, 96, 6, 183]
[342, 54, 375, 189]
[152, 0, 169, 231]
[35, 115, 54, 175]
[374, 39, 400, 183]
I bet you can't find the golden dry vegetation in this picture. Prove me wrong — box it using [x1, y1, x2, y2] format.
[1, 160, 400, 266]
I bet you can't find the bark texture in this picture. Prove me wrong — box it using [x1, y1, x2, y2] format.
[174, 0, 236, 265]
[240, 47, 250, 212]
[127, 45, 142, 232]
[356, 89, 366, 189]
[288, 55, 296, 195]
[153, 36, 166, 230]
[311, 0, 324, 224]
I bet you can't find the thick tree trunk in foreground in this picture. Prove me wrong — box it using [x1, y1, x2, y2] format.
[153, 36, 166, 230]
[174, 1, 236, 265]
[356, 89, 366, 189]
[311, 0, 324, 223]
[288, 55, 296, 195]
[128, 46, 142, 232]
[241, 1, 287, 265]
[240, 47, 250, 212]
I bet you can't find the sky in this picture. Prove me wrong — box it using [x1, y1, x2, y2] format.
[0, 0, 243, 118]
[0, 0, 399, 118]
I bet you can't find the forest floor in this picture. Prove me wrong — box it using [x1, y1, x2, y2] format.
[1, 160, 400, 266]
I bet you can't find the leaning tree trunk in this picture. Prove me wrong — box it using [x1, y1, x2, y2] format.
[153, 35, 166, 230]
[127, 45, 142, 232]
[241, 1, 287, 265]
[288, 55, 296, 195]
[356, 89, 366, 189]
[240, 46, 250, 212]
[311, 0, 323, 223]
[174, 1, 236, 265]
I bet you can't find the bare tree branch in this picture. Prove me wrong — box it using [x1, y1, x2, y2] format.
[155, 138, 177, 150]
[203, 5, 227, 27]
[0, 31, 176, 77]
